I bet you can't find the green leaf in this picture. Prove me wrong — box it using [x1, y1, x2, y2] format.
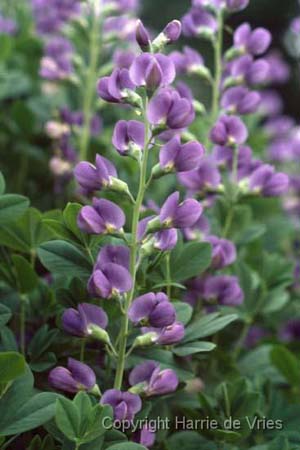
[183, 313, 238, 343]
[271, 346, 300, 386]
[173, 341, 216, 356]
[0, 194, 29, 224]
[173, 302, 193, 326]
[0, 172, 5, 195]
[56, 397, 80, 442]
[38, 240, 92, 278]
[12, 255, 39, 293]
[63, 203, 86, 242]
[0, 392, 58, 435]
[106, 443, 147, 450]
[168, 242, 211, 282]
[0, 304, 12, 328]
[262, 288, 289, 314]
[0, 352, 26, 383]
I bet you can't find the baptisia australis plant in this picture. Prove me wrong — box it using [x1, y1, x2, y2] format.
[27, 1, 295, 449]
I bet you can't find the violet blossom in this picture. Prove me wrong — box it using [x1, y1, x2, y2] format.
[49, 358, 96, 393]
[128, 293, 176, 328]
[129, 361, 179, 396]
[100, 389, 142, 421]
[78, 198, 125, 235]
[62, 303, 108, 337]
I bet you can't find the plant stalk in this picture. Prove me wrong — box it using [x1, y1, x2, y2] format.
[114, 98, 150, 389]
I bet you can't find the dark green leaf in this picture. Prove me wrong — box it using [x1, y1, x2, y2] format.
[38, 240, 92, 278]
[271, 346, 300, 386]
[56, 397, 80, 442]
[183, 313, 238, 343]
[12, 255, 39, 293]
[0, 194, 29, 224]
[173, 341, 216, 356]
[0, 351, 26, 383]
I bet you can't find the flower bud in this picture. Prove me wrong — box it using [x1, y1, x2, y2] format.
[136, 20, 151, 51]
[89, 324, 110, 345]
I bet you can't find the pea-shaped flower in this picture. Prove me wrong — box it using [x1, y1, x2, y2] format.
[100, 389, 142, 421]
[142, 322, 185, 345]
[97, 68, 136, 103]
[49, 358, 96, 393]
[221, 87, 261, 115]
[230, 55, 270, 86]
[96, 244, 130, 269]
[159, 192, 203, 229]
[159, 136, 204, 173]
[112, 120, 145, 156]
[206, 236, 237, 269]
[147, 87, 195, 130]
[204, 275, 244, 306]
[129, 361, 179, 396]
[128, 292, 176, 328]
[129, 53, 176, 89]
[178, 157, 221, 194]
[74, 155, 117, 194]
[234, 23, 272, 56]
[78, 198, 125, 235]
[210, 115, 248, 146]
[62, 303, 108, 338]
[248, 164, 289, 196]
[88, 262, 132, 299]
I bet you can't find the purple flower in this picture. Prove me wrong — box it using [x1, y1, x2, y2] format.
[136, 20, 151, 51]
[159, 136, 204, 172]
[100, 389, 142, 421]
[249, 164, 289, 196]
[170, 46, 204, 75]
[147, 87, 195, 130]
[138, 217, 178, 252]
[96, 245, 130, 269]
[178, 158, 221, 194]
[221, 86, 261, 115]
[112, 120, 145, 156]
[97, 68, 136, 103]
[234, 23, 272, 56]
[78, 198, 125, 235]
[230, 55, 270, 86]
[133, 426, 156, 448]
[0, 15, 17, 35]
[204, 275, 244, 306]
[210, 115, 248, 146]
[49, 358, 96, 393]
[113, 49, 136, 69]
[226, 0, 249, 11]
[129, 361, 179, 396]
[182, 7, 217, 38]
[159, 192, 203, 229]
[128, 293, 176, 328]
[213, 145, 252, 171]
[129, 53, 176, 89]
[280, 319, 300, 342]
[40, 36, 74, 81]
[62, 303, 108, 337]
[184, 277, 206, 306]
[74, 155, 117, 194]
[265, 51, 290, 84]
[206, 236, 236, 269]
[88, 262, 132, 299]
[142, 322, 185, 345]
[259, 90, 283, 117]
[104, 16, 138, 41]
[162, 20, 182, 44]
[183, 215, 211, 241]
[32, 0, 81, 34]
[154, 229, 178, 251]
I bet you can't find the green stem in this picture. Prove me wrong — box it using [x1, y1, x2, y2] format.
[20, 296, 26, 356]
[222, 206, 234, 238]
[114, 98, 150, 390]
[233, 319, 252, 359]
[211, 10, 224, 123]
[166, 252, 172, 298]
[79, 5, 101, 161]
[80, 339, 86, 362]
